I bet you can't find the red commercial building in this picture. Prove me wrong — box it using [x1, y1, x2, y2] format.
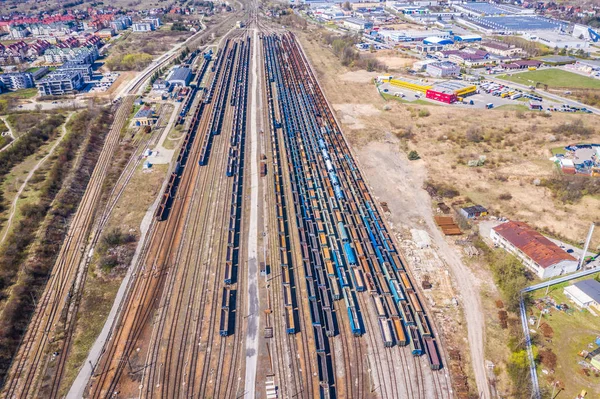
[425, 89, 457, 104]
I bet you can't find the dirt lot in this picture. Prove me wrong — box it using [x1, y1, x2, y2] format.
[362, 50, 416, 70]
[107, 29, 192, 58]
[298, 26, 600, 398]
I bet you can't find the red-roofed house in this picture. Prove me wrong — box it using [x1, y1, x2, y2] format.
[491, 221, 578, 279]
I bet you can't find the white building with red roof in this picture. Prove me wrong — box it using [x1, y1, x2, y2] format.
[491, 221, 578, 279]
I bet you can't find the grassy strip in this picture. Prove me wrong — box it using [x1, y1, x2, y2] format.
[0, 109, 113, 387]
[498, 69, 600, 89]
[0, 114, 62, 217]
[0, 88, 37, 101]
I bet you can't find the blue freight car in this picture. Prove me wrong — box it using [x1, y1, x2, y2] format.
[347, 306, 363, 336]
[334, 186, 344, 200]
[343, 242, 357, 266]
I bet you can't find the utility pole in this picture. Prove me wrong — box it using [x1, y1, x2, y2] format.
[578, 223, 595, 270]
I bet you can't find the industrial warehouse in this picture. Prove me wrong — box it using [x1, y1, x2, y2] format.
[490, 221, 579, 279]
[379, 76, 477, 104]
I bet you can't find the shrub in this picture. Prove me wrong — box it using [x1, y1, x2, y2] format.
[498, 193, 513, 201]
[418, 109, 430, 118]
[466, 125, 484, 143]
[551, 119, 594, 138]
[408, 150, 420, 160]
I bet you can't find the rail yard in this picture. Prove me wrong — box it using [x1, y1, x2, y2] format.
[0, 7, 453, 399]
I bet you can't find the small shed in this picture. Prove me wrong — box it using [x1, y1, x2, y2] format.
[459, 205, 488, 219]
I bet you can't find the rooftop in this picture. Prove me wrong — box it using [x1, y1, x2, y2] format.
[568, 279, 600, 304]
[493, 221, 577, 268]
[168, 67, 192, 83]
[134, 106, 155, 119]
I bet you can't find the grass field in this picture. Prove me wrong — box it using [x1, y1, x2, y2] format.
[498, 69, 600, 90]
[528, 275, 600, 399]
[0, 88, 38, 101]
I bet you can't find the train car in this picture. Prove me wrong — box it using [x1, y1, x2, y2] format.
[337, 268, 349, 288]
[373, 295, 387, 319]
[347, 305, 363, 336]
[323, 308, 335, 337]
[400, 301, 415, 326]
[409, 327, 424, 356]
[319, 286, 331, 310]
[379, 318, 394, 348]
[307, 277, 317, 301]
[338, 222, 349, 242]
[285, 306, 296, 334]
[389, 279, 405, 303]
[343, 242, 357, 266]
[221, 288, 231, 311]
[315, 326, 326, 353]
[283, 284, 292, 307]
[219, 308, 230, 336]
[310, 300, 322, 326]
[408, 291, 423, 313]
[329, 275, 341, 300]
[365, 272, 377, 294]
[384, 294, 399, 318]
[334, 186, 344, 200]
[424, 337, 442, 370]
[416, 311, 432, 338]
[351, 267, 366, 292]
[399, 271, 413, 292]
[317, 351, 329, 386]
[224, 251, 233, 285]
[282, 266, 291, 286]
[325, 260, 335, 276]
[391, 316, 408, 346]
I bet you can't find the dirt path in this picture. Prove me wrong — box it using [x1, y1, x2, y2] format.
[355, 140, 491, 399]
[0, 112, 73, 244]
[0, 115, 16, 153]
[0, 116, 15, 139]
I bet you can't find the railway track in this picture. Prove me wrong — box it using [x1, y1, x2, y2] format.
[261, 31, 452, 398]
[1, 95, 135, 399]
[85, 34, 254, 398]
[4, 7, 457, 398]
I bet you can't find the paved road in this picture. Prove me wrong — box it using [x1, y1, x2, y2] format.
[244, 27, 260, 399]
